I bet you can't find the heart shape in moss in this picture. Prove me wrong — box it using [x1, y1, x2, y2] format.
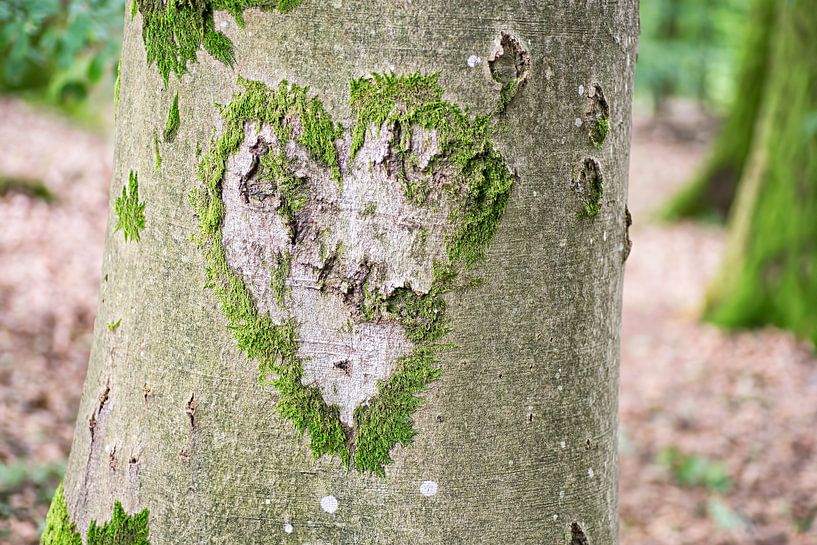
[192, 72, 514, 474]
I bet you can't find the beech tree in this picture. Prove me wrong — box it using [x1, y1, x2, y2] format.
[662, 0, 775, 222]
[703, 0, 817, 345]
[42, 1, 637, 544]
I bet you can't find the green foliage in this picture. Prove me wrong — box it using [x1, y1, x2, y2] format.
[114, 171, 146, 243]
[134, 0, 305, 84]
[163, 93, 180, 142]
[657, 447, 732, 493]
[0, 461, 64, 520]
[661, 0, 776, 222]
[637, 0, 750, 110]
[706, 497, 748, 530]
[106, 319, 121, 332]
[0, 0, 123, 107]
[41, 483, 151, 545]
[0, 176, 55, 203]
[193, 73, 514, 474]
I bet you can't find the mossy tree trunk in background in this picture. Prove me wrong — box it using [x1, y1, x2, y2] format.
[661, 0, 775, 222]
[43, 2, 637, 544]
[705, 0, 817, 345]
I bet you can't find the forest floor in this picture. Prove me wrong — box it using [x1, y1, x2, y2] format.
[0, 98, 815, 545]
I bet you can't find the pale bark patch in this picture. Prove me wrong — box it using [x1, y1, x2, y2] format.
[222, 122, 456, 426]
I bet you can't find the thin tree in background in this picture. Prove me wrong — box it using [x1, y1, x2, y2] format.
[662, 0, 775, 221]
[705, 0, 817, 344]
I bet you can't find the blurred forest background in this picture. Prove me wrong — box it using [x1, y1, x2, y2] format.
[1, 1, 816, 544]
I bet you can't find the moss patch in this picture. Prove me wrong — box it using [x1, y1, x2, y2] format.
[193, 73, 514, 474]
[113, 60, 121, 108]
[114, 171, 146, 243]
[573, 158, 604, 219]
[41, 483, 150, 545]
[590, 117, 610, 148]
[152, 133, 162, 171]
[133, 0, 306, 84]
[86, 501, 150, 545]
[40, 482, 82, 545]
[163, 93, 180, 142]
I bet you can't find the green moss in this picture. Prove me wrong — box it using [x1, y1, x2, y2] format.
[134, 0, 305, 84]
[86, 501, 150, 545]
[496, 79, 518, 114]
[40, 482, 82, 545]
[360, 283, 387, 322]
[163, 93, 180, 143]
[107, 319, 122, 332]
[113, 60, 121, 108]
[114, 171, 146, 243]
[258, 149, 310, 229]
[193, 72, 514, 474]
[590, 117, 610, 148]
[270, 250, 291, 305]
[41, 484, 150, 545]
[361, 201, 377, 217]
[574, 159, 603, 219]
[152, 133, 161, 171]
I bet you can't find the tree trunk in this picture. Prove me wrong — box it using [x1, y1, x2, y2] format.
[704, 0, 817, 345]
[44, 2, 637, 544]
[661, 0, 775, 222]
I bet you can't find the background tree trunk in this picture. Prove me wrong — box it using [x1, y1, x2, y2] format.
[45, 2, 637, 544]
[704, 0, 817, 345]
[661, 0, 775, 222]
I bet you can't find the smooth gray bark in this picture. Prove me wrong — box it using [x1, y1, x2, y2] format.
[62, 2, 637, 543]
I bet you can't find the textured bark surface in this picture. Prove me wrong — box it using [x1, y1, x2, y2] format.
[61, 2, 637, 543]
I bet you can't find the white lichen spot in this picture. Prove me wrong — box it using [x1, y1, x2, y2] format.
[557, 385, 563, 392]
[283, 522, 294, 534]
[560, 441, 566, 449]
[588, 467, 595, 478]
[559, 490, 565, 500]
[574, 118, 583, 127]
[331, 0, 342, 7]
[545, 68, 553, 80]
[264, 498, 272, 505]
[320, 495, 339, 514]
[419, 480, 439, 497]
[578, 84, 585, 96]
[553, 514, 559, 521]
[467, 55, 481, 68]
